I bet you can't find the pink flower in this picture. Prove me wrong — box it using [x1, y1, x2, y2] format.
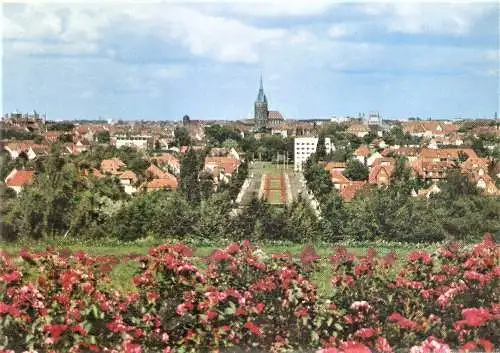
[295, 307, 309, 317]
[206, 310, 218, 320]
[376, 337, 393, 353]
[350, 301, 371, 311]
[254, 302, 265, 314]
[316, 348, 340, 353]
[461, 308, 490, 327]
[244, 321, 262, 336]
[340, 341, 372, 353]
[354, 328, 377, 340]
[124, 342, 142, 353]
[0, 271, 21, 283]
[410, 336, 451, 353]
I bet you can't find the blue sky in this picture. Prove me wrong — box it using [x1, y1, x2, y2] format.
[2, 1, 499, 121]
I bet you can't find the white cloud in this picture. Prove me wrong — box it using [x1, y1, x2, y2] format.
[154, 67, 184, 80]
[361, 3, 493, 36]
[7, 41, 99, 55]
[4, 3, 287, 64]
[217, 1, 334, 18]
[328, 25, 347, 38]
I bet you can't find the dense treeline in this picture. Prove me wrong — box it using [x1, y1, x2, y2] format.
[1, 140, 499, 244]
[304, 153, 500, 243]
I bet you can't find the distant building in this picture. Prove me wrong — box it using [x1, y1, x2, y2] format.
[113, 135, 152, 150]
[294, 136, 333, 172]
[254, 76, 269, 130]
[366, 112, 382, 126]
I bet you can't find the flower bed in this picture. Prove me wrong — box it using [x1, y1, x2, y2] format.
[0, 235, 498, 352]
[262, 174, 286, 204]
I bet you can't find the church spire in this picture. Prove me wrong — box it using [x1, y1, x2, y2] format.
[256, 74, 267, 103]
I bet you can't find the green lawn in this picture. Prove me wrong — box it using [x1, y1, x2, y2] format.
[1, 239, 437, 296]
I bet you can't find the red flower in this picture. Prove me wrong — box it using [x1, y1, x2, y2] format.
[340, 341, 372, 353]
[43, 324, 68, 342]
[124, 342, 142, 353]
[0, 271, 21, 283]
[146, 291, 160, 302]
[0, 302, 20, 317]
[206, 310, 218, 320]
[408, 251, 432, 265]
[461, 308, 490, 327]
[376, 337, 393, 353]
[354, 328, 377, 339]
[295, 307, 309, 317]
[255, 302, 265, 314]
[244, 321, 262, 336]
[226, 243, 240, 255]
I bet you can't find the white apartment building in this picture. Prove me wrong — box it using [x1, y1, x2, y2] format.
[294, 136, 333, 172]
[113, 135, 152, 150]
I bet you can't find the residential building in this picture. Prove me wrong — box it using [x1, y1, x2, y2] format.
[118, 170, 138, 195]
[5, 169, 35, 194]
[347, 124, 370, 137]
[294, 136, 333, 171]
[101, 158, 126, 175]
[113, 135, 152, 150]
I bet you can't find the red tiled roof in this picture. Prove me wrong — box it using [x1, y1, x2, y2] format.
[268, 111, 284, 120]
[144, 176, 178, 190]
[82, 168, 104, 178]
[340, 181, 366, 202]
[330, 170, 350, 185]
[369, 164, 395, 184]
[205, 156, 240, 175]
[119, 170, 138, 181]
[146, 164, 168, 179]
[347, 124, 370, 133]
[420, 148, 477, 160]
[6, 170, 35, 187]
[381, 147, 420, 157]
[354, 145, 371, 157]
[151, 153, 180, 167]
[101, 158, 125, 173]
[324, 162, 347, 171]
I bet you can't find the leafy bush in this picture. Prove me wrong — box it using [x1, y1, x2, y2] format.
[1, 235, 498, 352]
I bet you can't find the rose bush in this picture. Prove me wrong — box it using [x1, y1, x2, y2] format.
[0, 235, 498, 352]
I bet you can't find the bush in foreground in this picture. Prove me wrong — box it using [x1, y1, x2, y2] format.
[0, 235, 498, 352]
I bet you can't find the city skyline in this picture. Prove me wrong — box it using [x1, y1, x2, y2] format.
[2, 1, 499, 120]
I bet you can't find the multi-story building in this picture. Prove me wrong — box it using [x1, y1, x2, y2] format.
[113, 135, 152, 150]
[294, 136, 332, 171]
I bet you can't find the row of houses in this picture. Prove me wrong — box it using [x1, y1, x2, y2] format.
[3, 147, 243, 196]
[325, 145, 499, 202]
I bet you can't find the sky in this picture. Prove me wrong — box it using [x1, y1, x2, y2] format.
[2, 1, 499, 121]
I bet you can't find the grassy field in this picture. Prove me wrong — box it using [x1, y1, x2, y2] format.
[1, 238, 438, 296]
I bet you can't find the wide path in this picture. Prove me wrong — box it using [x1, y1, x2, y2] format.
[239, 162, 296, 205]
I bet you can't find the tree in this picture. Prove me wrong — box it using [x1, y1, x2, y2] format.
[439, 169, 478, 199]
[343, 159, 369, 181]
[316, 134, 327, 161]
[174, 126, 191, 147]
[196, 192, 232, 240]
[96, 130, 110, 143]
[180, 148, 201, 204]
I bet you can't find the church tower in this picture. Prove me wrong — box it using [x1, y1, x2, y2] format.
[254, 75, 269, 130]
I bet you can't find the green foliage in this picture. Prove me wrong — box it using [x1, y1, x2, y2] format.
[96, 130, 110, 143]
[316, 134, 327, 161]
[111, 191, 197, 241]
[174, 126, 191, 147]
[46, 122, 74, 131]
[180, 148, 201, 204]
[343, 159, 369, 181]
[205, 124, 241, 146]
[303, 154, 333, 202]
[0, 129, 36, 140]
